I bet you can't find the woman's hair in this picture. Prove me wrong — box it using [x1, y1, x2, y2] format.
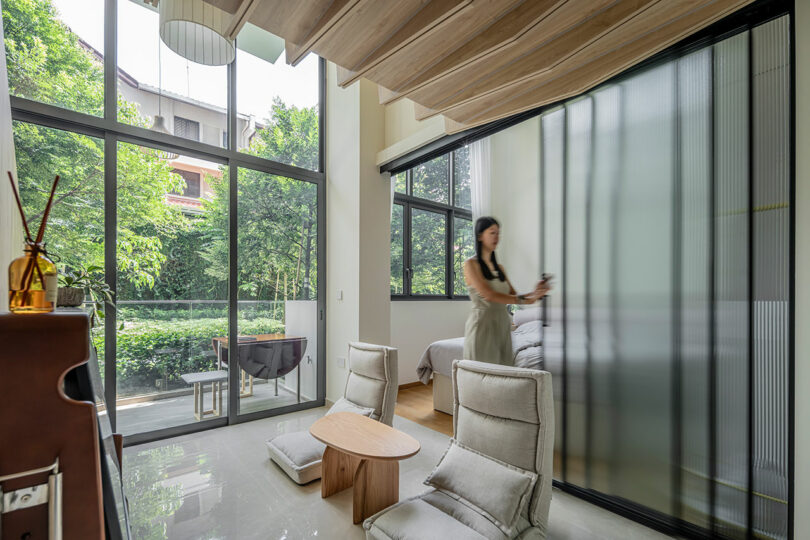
[474, 216, 505, 281]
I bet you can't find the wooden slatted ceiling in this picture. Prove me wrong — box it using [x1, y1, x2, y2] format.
[206, 0, 754, 133]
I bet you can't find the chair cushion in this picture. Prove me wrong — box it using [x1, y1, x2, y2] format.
[424, 440, 536, 536]
[364, 488, 533, 540]
[266, 431, 325, 485]
[326, 396, 375, 417]
[363, 494, 491, 540]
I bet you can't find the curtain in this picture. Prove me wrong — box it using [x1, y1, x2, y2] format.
[470, 137, 491, 220]
[0, 5, 22, 312]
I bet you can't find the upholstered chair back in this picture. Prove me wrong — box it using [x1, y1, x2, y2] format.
[343, 342, 398, 426]
[451, 360, 554, 534]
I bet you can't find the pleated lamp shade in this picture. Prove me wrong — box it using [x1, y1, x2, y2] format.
[159, 0, 235, 66]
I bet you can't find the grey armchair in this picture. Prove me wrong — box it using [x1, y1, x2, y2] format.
[363, 359, 554, 540]
[266, 342, 398, 484]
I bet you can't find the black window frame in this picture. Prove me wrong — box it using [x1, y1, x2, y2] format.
[392, 148, 473, 300]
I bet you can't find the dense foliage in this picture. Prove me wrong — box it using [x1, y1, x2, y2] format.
[116, 316, 283, 396]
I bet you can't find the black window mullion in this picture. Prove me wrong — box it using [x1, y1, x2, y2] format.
[446, 209, 452, 298]
[405, 202, 412, 296]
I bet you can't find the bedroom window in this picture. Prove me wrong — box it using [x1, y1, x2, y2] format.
[391, 147, 473, 299]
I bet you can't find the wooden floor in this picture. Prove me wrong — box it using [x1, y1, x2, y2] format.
[394, 382, 453, 437]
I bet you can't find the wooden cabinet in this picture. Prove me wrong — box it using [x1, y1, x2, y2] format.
[0, 311, 130, 539]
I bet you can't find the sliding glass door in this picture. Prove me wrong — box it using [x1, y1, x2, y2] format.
[235, 169, 320, 418]
[540, 14, 792, 539]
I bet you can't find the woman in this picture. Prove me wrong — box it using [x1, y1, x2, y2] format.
[463, 216, 549, 365]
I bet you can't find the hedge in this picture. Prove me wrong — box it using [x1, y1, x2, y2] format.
[115, 317, 283, 396]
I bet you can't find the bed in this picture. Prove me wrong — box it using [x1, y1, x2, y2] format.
[416, 307, 544, 414]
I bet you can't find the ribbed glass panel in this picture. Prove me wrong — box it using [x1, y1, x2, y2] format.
[613, 63, 675, 515]
[537, 14, 791, 536]
[713, 31, 750, 539]
[751, 16, 790, 540]
[540, 108, 566, 481]
[589, 85, 622, 495]
[678, 48, 712, 529]
[564, 97, 592, 487]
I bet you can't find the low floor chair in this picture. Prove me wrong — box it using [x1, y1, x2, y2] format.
[364, 359, 554, 540]
[266, 342, 398, 484]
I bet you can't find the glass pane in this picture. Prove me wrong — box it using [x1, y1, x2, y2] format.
[237, 37, 320, 170]
[116, 144, 229, 436]
[393, 171, 407, 194]
[237, 169, 319, 415]
[3, 0, 104, 115]
[589, 87, 621, 494]
[714, 32, 750, 539]
[454, 146, 471, 210]
[564, 97, 591, 488]
[678, 49, 712, 529]
[614, 62, 675, 515]
[453, 217, 474, 295]
[411, 208, 446, 295]
[13, 121, 104, 344]
[117, 0, 227, 147]
[412, 155, 449, 204]
[391, 204, 404, 294]
[752, 17, 790, 540]
[540, 108, 565, 480]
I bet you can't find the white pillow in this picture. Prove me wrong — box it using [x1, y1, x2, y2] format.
[326, 397, 375, 417]
[424, 440, 537, 535]
[513, 307, 542, 328]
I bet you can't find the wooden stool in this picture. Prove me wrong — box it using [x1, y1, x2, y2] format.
[181, 370, 227, 420]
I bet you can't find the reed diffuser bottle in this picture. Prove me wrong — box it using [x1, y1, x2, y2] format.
[8, 243, 57, 313]
[6, 170, 61, 313]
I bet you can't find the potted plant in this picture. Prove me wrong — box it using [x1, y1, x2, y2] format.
[57, 265, 113, 327]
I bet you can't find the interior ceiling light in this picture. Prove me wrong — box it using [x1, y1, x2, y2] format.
[159, 0, 235, 66]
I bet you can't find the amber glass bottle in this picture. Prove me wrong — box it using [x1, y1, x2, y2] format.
[8, 244, 57, 313]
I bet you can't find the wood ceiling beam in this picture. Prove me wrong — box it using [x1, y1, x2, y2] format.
[443, 0, 754, 132]
[379, 0, 567, 104]
[337, 0, 472, 88]
[285, 0, 362, 67]
[224, 0, 258, 39]
[359, 0, 526, 97]
[412, 0, 660, 120]
[247, 2, 333, 45]
[311, 0, 444, 76]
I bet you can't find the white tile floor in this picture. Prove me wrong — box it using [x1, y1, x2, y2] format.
[123, 407, 675, 540]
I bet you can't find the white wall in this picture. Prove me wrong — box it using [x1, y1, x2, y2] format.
[325, 63, 389, 403]
[377, 97, 447, 167]
[391, 301, 470, 385]
[794, 0, 809, 534]
[489, 116, 542, 292]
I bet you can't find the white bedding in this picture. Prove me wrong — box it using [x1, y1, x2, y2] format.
[416, 320, 544, 384]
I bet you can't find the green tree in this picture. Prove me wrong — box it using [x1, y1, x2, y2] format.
[200, 99, 319, 302]
[4, 0, 187, 288]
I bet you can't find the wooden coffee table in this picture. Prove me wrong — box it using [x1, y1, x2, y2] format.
[310, 412, 420, 524]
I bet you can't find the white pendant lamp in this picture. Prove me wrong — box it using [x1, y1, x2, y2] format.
[159, 0, 235, 66]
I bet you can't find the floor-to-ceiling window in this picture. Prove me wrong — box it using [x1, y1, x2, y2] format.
[4, 0, 325, 443]
[540, 11, 792, 540]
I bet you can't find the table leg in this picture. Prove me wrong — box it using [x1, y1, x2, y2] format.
[321, 446, 360, 498]
[193, 382, 200, 421]
[353, 460, 399, 524]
